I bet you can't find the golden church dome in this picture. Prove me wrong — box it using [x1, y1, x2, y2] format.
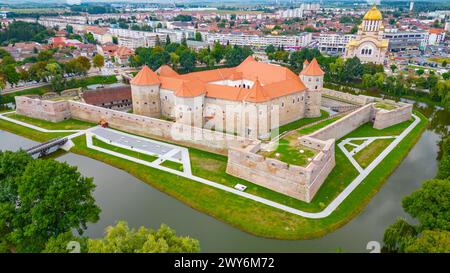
[363, 5, 383, 21]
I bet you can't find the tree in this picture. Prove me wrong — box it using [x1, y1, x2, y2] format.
[195, 32, 202, 42]
[165, 34, 171, 46]
[169, 52, 180, 68]
[93, 54, 105, 71]
[3, 64, 20, 86]
[416, 69, 425, 76]
[390, 64, 397, 73]
[0, 152, 100, 252]
[404, 230, 450, 253]
[383, 218, 417, 252]
[402, 179, 450, 231]
[87, 221, 200, 253]
[265, 44, 276, 55]
[76, 56, 92, 74]
[43, 231, 88, 253]
[66, 24, 73, 34]
[179, 50, 196, 72]
[442, 61, 447, 68]
[37, 50, 54, 62]
[225, 45, 253, 67]
[342, 57, 363, 82]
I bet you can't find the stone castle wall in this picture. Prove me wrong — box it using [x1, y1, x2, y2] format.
[373, 103, 413, 129]
[309, 104, 374, 141]
[15, 96, 72, 122]
[322, 88, 375, 105]
[226, 136, 335, 202]
[15, 96, 253, 155]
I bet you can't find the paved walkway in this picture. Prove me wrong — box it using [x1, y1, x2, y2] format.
[0, 110, 421, 219]
[339, 136, 397, 173]
[88, 127, 192, 175]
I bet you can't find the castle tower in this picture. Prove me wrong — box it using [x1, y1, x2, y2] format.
[173, 81, 205, 127]
[344, 5, 389, 64]
[299, 58, 324, 118]
[130, 65, 161, 118]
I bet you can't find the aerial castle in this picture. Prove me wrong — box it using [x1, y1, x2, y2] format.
[130, 56, 324, 139]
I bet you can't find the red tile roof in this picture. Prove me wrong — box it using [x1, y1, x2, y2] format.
[130, 65, 160, 86]
[300, 58, 325, 76]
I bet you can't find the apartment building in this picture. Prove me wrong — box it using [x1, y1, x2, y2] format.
[108, 28, 167, 49]
[317, 33, 356, 54]
[202, 32, 312, 50]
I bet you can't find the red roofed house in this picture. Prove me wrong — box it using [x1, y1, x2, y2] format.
[130, 56, 324, 138]
[427, 28, 446, 45]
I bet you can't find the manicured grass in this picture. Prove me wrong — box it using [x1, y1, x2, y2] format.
[259, 139, 317, 166]
[92, 136, 158, 163]
[354, 138, 394, 169]
[344, 119, 413, 137]
[374, 102, 396, 110]
[161, 160, 184, 171]
[83, 75, 118, 86]
[271, 110, 329, 138]
[0, 110, 428, 239]
[344, 143, 356, 152]
[297, 115, 342, 135]
[0, 119, 71, 142]
[350, 139, 365, 145]
[5, 113, 95, 130]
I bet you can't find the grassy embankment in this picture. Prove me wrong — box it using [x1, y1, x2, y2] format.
[5, 113, 94, 130]
[0, 110, 428, 239]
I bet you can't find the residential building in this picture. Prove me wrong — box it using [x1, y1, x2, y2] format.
[317, 33, 356, 54]
[202, 32, 312, 50]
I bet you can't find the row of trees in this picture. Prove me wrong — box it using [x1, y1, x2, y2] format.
[321, 56, 449, 108]
[129, 40, 253, 73]
[0, 47, 105, 92]
[382, 136, 450, 253]
[0, 21, 54, 46]
[0, 151, 200, 253]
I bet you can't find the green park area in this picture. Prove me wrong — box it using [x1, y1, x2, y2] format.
[5, 113, 94, 130]
[0, 109, 428, 240]
[354, 139, 394, 169]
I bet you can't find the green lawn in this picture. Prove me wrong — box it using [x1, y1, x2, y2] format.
[350, 139, 365, 145]
[271, 110, 329, 138]
[0, 110, 428, 240]
[0, 119, 71, 142]
[161, 160, 184, 171]
[5, 113, 95, 130]
[297, 115, 343, 135]
[374, 102, 396, 111]
[92, 136, 158, 163]
[259, 139, 317, 166]
[344, 143, 356, 152]
[354, 138, 394, 169]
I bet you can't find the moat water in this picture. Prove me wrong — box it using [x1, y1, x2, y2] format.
[0, 103, 448, 252]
